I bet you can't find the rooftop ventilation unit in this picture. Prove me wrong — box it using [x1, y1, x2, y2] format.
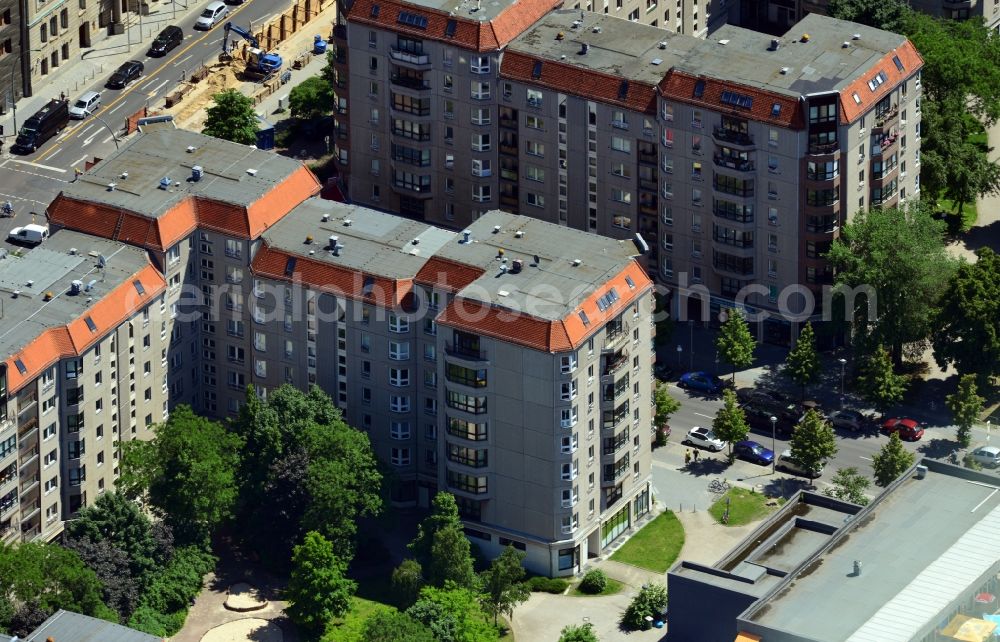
[69, 248, 77, 255]
[411, 238, 420, 245]
[801, 33, 810, 42]
[658, 41, 667, 49]
[579, 43, 589, 55]
[492, 225, 501, 234]
[322, 214, 330, 222]
[511, 259, 523, 274]
[462, 230, 472, 243]
[769, 38, 780, 51]
[107, 182, 117, 192]
[246, 168, 258, 176]
[780, 67, 790, 74]
[332, 243, 343, 256]
[309, 250, 315, 255]
[186, 145, 196, 153]
[159, 177, 171, 190]
[70, 280, 83, 295]
[842, 41, 850, 48]
[85, 280, 96, 292]
[572, 259, 581, 266]
[26, 280, 33, 287]
[515, 230, 524, 238]
[343, 219, 353, 226]
[191, 165, 204, 182]
[852, 33, 861, 40]
[718, 39, 729, 45]
[592, 25, 601, 33]
[120, 171, 128, 180]
[328, 235, 339, 249]
[499, 264, 507, 274]
[497, 289, 510, 296]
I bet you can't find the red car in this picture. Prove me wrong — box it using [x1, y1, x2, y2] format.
[882, 417, 924, 441]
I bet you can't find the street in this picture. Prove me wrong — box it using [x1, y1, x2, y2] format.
[0, 0, 290, 234]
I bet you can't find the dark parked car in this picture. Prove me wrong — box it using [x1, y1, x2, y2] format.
[734, 440, 775, 466]
[746, 408, 796, 438]
[12, 99, 69, 153]
[106, 60, 144, 89]
[149, 25, 183, 56]
[678, 371, 728, 394]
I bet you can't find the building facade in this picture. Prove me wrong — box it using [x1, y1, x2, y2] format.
[7, 128, 655, 576]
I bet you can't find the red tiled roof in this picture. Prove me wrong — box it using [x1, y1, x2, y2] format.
[838, 40, 923, 124]
[347, 0, 560, 52]
[415, 256, 485, 293]
[659, 70, 804, 129]
[437, 262, 654, 352]
[49, 165, 320, 251]
[5, 263, 166, 394]
[500, 51, 658, 114]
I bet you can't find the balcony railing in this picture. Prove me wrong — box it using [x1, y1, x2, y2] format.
[713, 155, 755, 172]
[445, 342, 488, 361]
[390, 74, 430, 91]
[808, 141, 839, 155]
[713, 233, 754, 248]
[713, 205, 754, 224]
[874, 105, 899, 129]
[713, 180, 754, 198]
[603, 456, 630, 483]
[603, 324, 631, 352]
[389, 47, 431, 66]
[713, 126, 754, 147]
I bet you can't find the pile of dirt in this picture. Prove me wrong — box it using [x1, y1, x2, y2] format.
[168, 62, 246, 131]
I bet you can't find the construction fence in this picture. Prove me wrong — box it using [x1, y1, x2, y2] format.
[251, 0, 335, 54]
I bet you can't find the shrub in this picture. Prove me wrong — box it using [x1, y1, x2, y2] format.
[578, 570, 608, 595]
[127, 546, 216, 637]
[620, 583, 668, 630]
[527, 577, 569, 594]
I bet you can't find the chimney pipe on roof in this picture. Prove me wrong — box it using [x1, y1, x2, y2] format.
[191, 165, 204, 182]
[462, 230, 472, 243]
[580, 43, 589, 55]
[329, 235, 338, 249]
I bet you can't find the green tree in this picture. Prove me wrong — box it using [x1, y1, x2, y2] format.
[202, 89, 258, 145]
[119, 406, 242, 545]
[286, 531, 356, 633]
[428, 523, 477, 589]
[784, 323, 820, 399]
[0, 542, 114, 625]
[872, 433, 915, 488]
[620, 583, 668, 630]
[289, 76, 334, 119]
[947, 374, 985, 448]
[933, 247, 1000, 387]
[857, 345, 908, 415]
[716, 308, 755, 382]
[823, 468, 871, 506]
[826, 0, 910, 32]
[406, 583, 499, 642]
[826, 203, 954, 365]
[63, 536, 141, 621]
[653, 381, 681, 447]
[410, 492, 464, 568]
[712, 388, 750, 459]
[560, 622, 600, 642]
[362, 610, 437, 642]
[391, 559, 425, 609]
[64, 492, 156, 588]
[478, 546, 530, 626]
[789, 409, 838, 478]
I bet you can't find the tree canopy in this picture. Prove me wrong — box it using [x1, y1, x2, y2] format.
[826, 204, 954, 364]
[784, 323, 820, 398]
[823, 467, 871, 506]
[406, 583, 499, 642]
[857, 345, 908, 414]
[826, 0, 910, 33]
[478, 546, 530, 626]
[65, 492, 157, 588]
[947, 374, 985, 448]
[933, 247, 1000, 387]
[716, 308, 755, 381]
[872, 433, 915, 487]
[289, 76, 335, 119]
[362, 610, 437, 642]
[119, 405, 242, 545]
[202, 89, 258, 145]
[789, 410, 838, 478]
[712, 388, 750, 459]
[286, 531, 356, 633]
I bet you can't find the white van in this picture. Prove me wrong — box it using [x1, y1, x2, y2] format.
[8, 224, 49, 245]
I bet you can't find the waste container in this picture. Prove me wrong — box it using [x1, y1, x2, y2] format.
[314, 35, 327, 55]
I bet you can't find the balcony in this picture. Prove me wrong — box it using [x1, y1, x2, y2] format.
[808, 141, 840, 156]
[872, 162, 899, 182]
[713, 155, 755, 172]
[389, 47, 431, 68]
[713, 254, 755, 277]
[500, 194, 519, 208]
[391, 178, 433, 199]
[713, 204, 754, 226]
[639, 178, 658, 192]
[603, 324, 631, 352]
[603, 456, 630, 484]
[390, 74, 430, 91]
[712, 179, 754, 198]
[19, 501, 40, 523]
[603, 350, 630, 377]
[445, 342, 488, 362]
[499, 141, 517, 156]
[333, 23, 347, 40]
[499, 116, 517, 130]
[874, 131, 899, 157]
[871, 185, 899, 207]
[561, 495, 578, 509]
[638, 150, 657, 166]
[712, 126, 754, 148]
[712, 232, 754, 249]
[561, 522, 578, 535]
[873, 105, 899, 131]
[0, 494, 16, 518]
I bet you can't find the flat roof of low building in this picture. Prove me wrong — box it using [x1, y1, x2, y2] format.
[0, 229, 151, 364]
[744, 462, 1000, 642]
[506, 10, 697, 86]
[25, 609, 161, 642]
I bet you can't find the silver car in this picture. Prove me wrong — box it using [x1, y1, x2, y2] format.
[684, 426, 725, 452]
[828, 409, 867, 432]
[195, 1, 228, 29]
[776, 450, 824, 478]
[971, 446, 1000, 468]
[69, 91, 101, 119]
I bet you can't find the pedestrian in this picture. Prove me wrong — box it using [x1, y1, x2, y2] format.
[693, 449, 700, 462]
[684, 449, 691, 465]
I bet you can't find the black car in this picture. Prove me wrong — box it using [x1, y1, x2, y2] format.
[148, 25, 182, 56]
[12, 99, 69, 153]
[106, 61, 144, 89]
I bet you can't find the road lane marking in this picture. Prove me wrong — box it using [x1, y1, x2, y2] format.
[2, 164, 70, 182]
[859, 456, 872, 461]
[106, 103, 125, 115]
[79, 124, 99, 139]
[102, 134, 115, 144]
[9, 159, 67, 173]
[147, 78, 170, 95]
[70, 155, 89, 168]
[173, 53, 193, 66]
[0, 191, 49, 206]
[34, 0, 259, 162]
[47, 147, 63, 159]
[694, 412, 715, 419]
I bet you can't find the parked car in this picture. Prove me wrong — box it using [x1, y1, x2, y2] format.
[149, 25, 183, 56]
[881, 417, 925, 441]
[775, 450, 824, 478]
[683, 426, 725, 452]
[734, 440, 775, 466]
[678, 371, 728, 394]
[7, 224, 49, 245]
[106, 61, 144, 89]
[970, 446, 1000, 468]
[746, 410, 796, 438]
[737, 388, 791, 413]
[68, 91, 102, 119]
[195, 1, 229, 29]
[12, 99, 69, 153]
[828, 409, 868, 432]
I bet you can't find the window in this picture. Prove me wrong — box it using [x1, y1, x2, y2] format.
[472, 185, 491, 202]
[389, 368, 410, 387]
[389, 341, 411, 360]
[526, 165, 545, 182]
[561, 462, 578, 481]
[389, 315, 410, 333]
[560, 354, 578, 373]
[390, 421, 411, 439]
[471, 107, 490, 125]
[471, 81, 490, 100]
[527, 193, 545, 208]
[391, 448, 411, 466]
[390, 395, 411, 412]
[561, 380, 578, 400]
[611, 136, 631, 153]
[768, 129, 779, 146]
[612, 162, 630, 178]
[561, 406, 578, 428]
[612, 188, 631, 204]
[446, 390, 487, 414]
[224, 239, 241, 259]
[527, 88, 543, 107]
[472, 133, 490, 151]
[526, 115, 544, 129]
[472, 159, 491, 177]
[471, 55, 490, 73]
[526, 140, 544, 157]
[446, 363, 487, 387]
[66, 359, 82, 379]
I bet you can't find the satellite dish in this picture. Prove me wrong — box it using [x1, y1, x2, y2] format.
[97, 254, 107, 268]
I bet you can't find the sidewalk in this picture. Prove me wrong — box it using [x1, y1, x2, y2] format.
[0, 1, 205, 141]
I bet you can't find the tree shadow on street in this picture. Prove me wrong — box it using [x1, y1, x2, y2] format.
[918, 437, 960, 460]
[757, 476, 811, 499]
[682, 458, 730, 477]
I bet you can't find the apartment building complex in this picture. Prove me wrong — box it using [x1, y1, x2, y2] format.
[0, 231, 168, 543]
[737, 0, 1000, 36]
[9, 128, 654, 576]
[0, 0, 21, 114]
[336, 7, 922, 343]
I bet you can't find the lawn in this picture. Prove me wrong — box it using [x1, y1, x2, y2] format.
[709, 487, 784, 526]
[609, 510, 685, 573]
[570, 577, 625, 597]
[322, 596, 395, 642]
[937, 196, 978, 231]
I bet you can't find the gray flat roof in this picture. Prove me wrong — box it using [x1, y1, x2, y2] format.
[507, 10, 698, 85]
[406, 0, 517, 23]
[439, 211, 641, 320]
[264, 201, 641, 320]
[25, 609, 161, 642]
[748, 466, 1000, 641]
[0, 230, 149, 362]
[682, 14, 908, 98]
[59, 128, 303, 218]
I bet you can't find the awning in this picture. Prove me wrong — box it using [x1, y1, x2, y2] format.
[940, 614, 997, 642]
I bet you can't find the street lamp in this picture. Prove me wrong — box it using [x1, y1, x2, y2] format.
[770, 416, 777, 475]
[676, 344, 682, 369]
[838, 358, 847, 402]
[688, 320, 694, 372]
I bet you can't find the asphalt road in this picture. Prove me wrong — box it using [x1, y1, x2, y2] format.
[0, 0, 287, 241]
